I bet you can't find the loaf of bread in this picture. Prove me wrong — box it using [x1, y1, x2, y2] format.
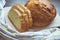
[8, 4, 32, 32]
[25, 0, 56, 28]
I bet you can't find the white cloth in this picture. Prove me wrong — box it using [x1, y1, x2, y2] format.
[0, 0, 6, 9]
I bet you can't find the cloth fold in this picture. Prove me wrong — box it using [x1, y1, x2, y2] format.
[0, 0, 6, 9]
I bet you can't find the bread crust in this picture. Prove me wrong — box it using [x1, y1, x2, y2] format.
[8, 5, 31, 32]
[13, 4, 33, 27]
[25, 0, 56, 28]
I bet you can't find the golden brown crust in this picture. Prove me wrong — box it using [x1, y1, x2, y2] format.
[14, 8, 29, 32]
[25, 0, 56, 28]
[8, 7, 30, 32]
[8, 4, 33, 32]
[15, 4, 30, 28]
[15, 4, 33, 27]
[24, 7, 33, 27]
[8, 8, 26, 32]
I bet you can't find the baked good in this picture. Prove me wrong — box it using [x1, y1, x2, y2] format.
[8, 4, 32, 32]
[12, 4, 33, 27]
[25, 0, 56, 28]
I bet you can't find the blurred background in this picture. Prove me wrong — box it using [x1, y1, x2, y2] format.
[5, 0, 60, 15]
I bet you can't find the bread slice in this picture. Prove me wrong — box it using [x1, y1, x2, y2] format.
[8, 4, 32, 32]
[12, 4, 33, 27]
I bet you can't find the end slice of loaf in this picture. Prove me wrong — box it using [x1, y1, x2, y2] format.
[8, 4, 32, 32]
[12, 4, 33, 27]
